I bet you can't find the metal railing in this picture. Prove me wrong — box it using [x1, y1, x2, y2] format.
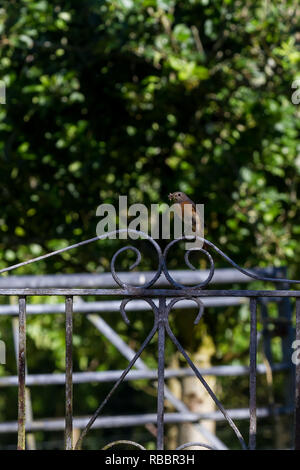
[0, 230, 299, 450]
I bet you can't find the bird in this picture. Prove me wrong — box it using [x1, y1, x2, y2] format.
[168, 191, 204, 248]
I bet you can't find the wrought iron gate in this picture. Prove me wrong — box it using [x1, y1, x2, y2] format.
[0, 230, 299, 450]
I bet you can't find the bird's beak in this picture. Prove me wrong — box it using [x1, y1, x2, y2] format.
[168, 193, 174, 201]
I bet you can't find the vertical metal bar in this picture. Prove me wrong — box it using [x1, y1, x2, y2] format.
[295, 298, 300, 450]
[65, 295, 73, 450]
[17, 296, 26, 450]
[249, 297, 257, 450]
[157, 298, 166, 450]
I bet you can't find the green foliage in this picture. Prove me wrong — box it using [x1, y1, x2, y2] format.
[0, 0, 299, 271]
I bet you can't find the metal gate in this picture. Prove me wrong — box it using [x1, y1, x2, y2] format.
[0, 230, 299, 450]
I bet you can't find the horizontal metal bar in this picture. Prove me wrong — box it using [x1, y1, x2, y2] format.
[0, 407, 292, 433]
[0, 289, 298, 297]
[0, 268, 274, 288]
[0, 363, 289, 387]
[0, 297, 247, 316]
